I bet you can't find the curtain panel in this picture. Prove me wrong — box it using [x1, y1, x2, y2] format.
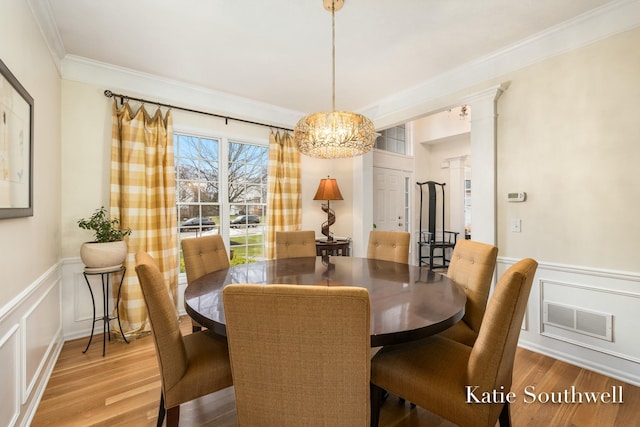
[110, 102, 179, 337]
[265, 131, 302, 259]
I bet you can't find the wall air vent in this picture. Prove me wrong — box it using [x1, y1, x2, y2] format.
[543, 301, 612, 341]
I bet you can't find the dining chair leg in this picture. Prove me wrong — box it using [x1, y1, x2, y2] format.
[166, 405, 180, 427]
[498, 401, 511, 427]
[156, 392, 165, 427]
[370, 383, 386, 427]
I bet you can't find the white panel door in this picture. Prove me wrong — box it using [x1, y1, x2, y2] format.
[373, 167, 409, 232]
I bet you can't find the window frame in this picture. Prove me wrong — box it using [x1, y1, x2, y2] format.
[174, 127, 269, 279]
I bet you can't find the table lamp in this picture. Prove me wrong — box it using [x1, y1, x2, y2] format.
[313, 176, 343, 241]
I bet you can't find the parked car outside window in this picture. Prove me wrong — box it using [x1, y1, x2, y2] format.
[179, 217, 216, 232]
[230, 215, 260, 228]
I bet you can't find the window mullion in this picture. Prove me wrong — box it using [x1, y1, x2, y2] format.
[218, 137, 230, 248]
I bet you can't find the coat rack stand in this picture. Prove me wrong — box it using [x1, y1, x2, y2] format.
[417, 181, 459, 269]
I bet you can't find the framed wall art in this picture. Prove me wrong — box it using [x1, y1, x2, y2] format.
[0, 58, 33, 219]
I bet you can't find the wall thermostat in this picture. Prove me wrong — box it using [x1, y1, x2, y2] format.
[507, 192, 526, 202]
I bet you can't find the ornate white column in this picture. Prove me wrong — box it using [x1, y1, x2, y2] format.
[352, 151, 373, 257]
[460, 84, 507, 245]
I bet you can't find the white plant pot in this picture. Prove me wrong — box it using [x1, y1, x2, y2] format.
[80, 240, 128, 272]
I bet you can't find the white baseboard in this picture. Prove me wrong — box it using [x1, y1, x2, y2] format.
[518, 340, 640, 387]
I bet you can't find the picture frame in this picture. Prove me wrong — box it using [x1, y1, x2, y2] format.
[0, 58, 33, 219]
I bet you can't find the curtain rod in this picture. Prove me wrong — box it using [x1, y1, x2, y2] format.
[103, 90, 293, 132]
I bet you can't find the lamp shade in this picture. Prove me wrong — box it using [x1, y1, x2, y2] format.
[295, 111, 376, 159]
[313, 178, 343, 201]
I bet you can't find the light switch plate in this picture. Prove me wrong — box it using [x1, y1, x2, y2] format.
[511, 219, 521, 232]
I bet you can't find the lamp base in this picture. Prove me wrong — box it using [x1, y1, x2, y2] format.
[320, 202, 336, 241]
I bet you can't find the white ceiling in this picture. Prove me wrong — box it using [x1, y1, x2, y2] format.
[34, 0, 617, 115]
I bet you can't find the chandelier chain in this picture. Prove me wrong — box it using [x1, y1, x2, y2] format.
[331, 2, 336, 112]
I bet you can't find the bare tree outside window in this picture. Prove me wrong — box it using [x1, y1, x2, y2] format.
[175, 134, 268, 269]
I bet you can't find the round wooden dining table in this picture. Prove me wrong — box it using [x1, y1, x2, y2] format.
[184, 256, 466, 347]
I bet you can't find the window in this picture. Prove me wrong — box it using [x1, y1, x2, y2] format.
[375, 124, 406, 155]
[174, 133, 268, 270]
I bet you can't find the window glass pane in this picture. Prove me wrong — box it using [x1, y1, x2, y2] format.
[387, 127, 396, 139]
[175, 134, 223, 273]
[226, 142, 267, 264]
[200, 181, 219, 203]
[387, 138, 397, 153]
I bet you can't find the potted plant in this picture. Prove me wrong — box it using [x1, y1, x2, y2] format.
[78, 206, 132, 272]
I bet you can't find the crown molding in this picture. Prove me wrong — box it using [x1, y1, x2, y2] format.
[363, 0, 640, 125]
[27, 0, 66, 74]
[61, 55, 305, 130]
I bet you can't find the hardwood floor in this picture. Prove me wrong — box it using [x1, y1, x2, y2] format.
[32, 317, 640, 426]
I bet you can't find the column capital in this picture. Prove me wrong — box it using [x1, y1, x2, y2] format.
[460, 83, 509, 105]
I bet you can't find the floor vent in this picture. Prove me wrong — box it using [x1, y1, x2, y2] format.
[543, 301, 612, 341]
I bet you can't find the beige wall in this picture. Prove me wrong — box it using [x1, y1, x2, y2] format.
[0, 0, 61, 307]
[60, 81, 112, 257]
[497, 28, 640, 271]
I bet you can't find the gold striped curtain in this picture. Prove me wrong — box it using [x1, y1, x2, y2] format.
[265, 131, 301, 259]
[110, 102, 179, 338]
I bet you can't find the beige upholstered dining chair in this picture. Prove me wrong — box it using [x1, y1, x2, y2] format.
[134, 252, 233, 427]
[275, 230, 317, 259]
[370, 258, 538, 427]
[182, 235, 230, 332]
[223, 284, 371, 427]
[366, 230, 411, 264]
[438, 239, 498, 346]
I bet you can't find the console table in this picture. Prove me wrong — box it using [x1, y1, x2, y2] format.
[82, 265, 129, 356]
[315, 238, 350, 256]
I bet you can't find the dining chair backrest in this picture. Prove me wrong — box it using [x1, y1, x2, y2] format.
[468, 258, 538, 405]
[366, 230, 411, 264]
[275, 230, 317, 259]
[135, 252, 188, 392]
[135, 251, 233, 427]
[440, 239, 498, 345]
[181, 235, 230, 283]
[223, 284, 371, 427]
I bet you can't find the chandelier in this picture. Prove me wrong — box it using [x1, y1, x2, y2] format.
[294, 0, 377, 159]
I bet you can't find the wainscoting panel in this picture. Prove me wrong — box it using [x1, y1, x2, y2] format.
[22, 280, 62, 403]
[62, 259, 104, 340]
[73, 270, 95, 323]
[0, 263, 63, 427]
[498, 257, 640, 387]
[0, 324, 20, 427]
